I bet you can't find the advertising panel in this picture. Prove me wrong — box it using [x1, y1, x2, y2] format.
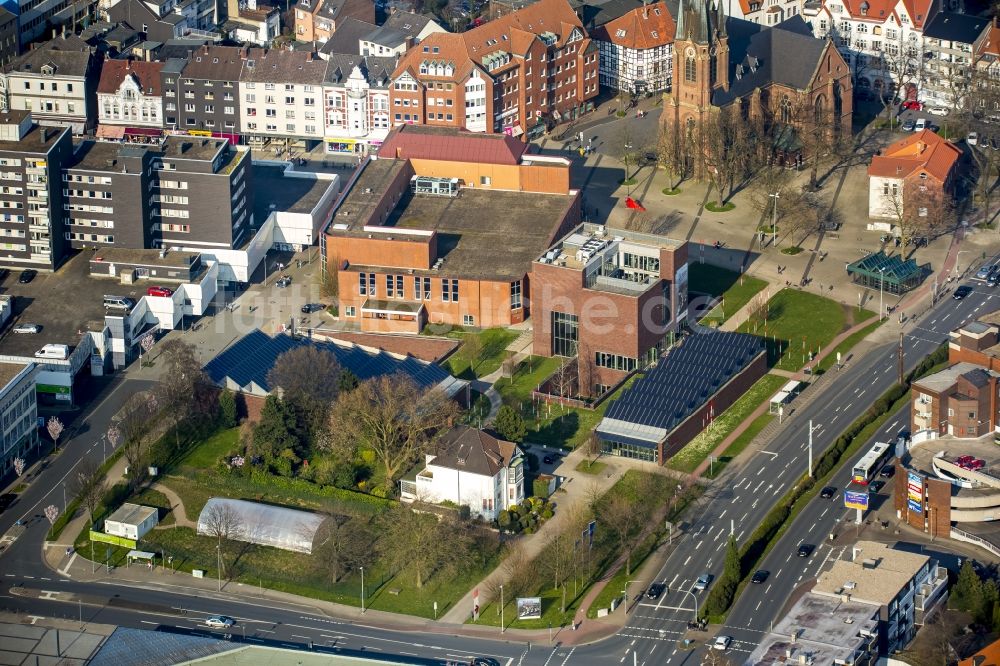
[844, 490, 869, 511]
[907, 471, 923, 514]
[516, 597, 542, 620]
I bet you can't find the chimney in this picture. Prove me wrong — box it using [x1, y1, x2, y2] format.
[851, 546, 862, 561]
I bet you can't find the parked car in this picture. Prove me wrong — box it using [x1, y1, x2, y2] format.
[969, 132, 979, 146]
[713, 636, 732, 651]
[953, 285, 973, 300]
[18, 269, 36, 284]
[204, 616, 234, 628]
[879, 466, 895, 478]
[958, 455, 975, 464]
[0, 268, 9, 281]
[901, 119, 916, 131]
[901, 100, 923, 111]
[870, 480, 885, 493]
[275, 275, 292, 288]
[797, 543, 814, 557]
[990, 136, 1000, 151]
[300, 303, 324, 313]
[12, 323, 40, 334]
[751, 570, 770, 584]
[928, 106, 949, 116]
[820, 486, 837, 499]
[147, 286, 173, 297]
[646, 583, 666, 600]
[692, 573, 712, 592]
[543, 454, 556, 465]
[914, 118, 928, 131]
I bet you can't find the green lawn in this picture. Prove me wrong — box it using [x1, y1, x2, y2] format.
[177, 427, 239, 470]
[131, 488, 175, 526]
[586, 531, 660, 618]
[666, 374, 787, 474]
[575, 459, 607, 475]
[815, 316, 883, 374]
[736, 289, 846, 371]
[442, 328, 518, 380]
[689, 264, 768, 325]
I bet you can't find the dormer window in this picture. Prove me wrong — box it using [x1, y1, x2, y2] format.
[403, 23, 411, 29]
[860, 1, 868, 15]
[651, 30, 659, 38]
[654, 7, 660, 13]
[41, 64, 54, 76]
[616, 29, 626, 37]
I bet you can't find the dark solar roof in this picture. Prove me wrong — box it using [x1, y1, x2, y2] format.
[89, 627, 231, 666]
[846, 251, 924, 283]
[204, 329, 450, 393]
[600, 331, 764, 437]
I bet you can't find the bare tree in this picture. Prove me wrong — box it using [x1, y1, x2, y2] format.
[313, 517, 375, 582]
[700, 107, 752, 204]
[156, 340, 208, 452]
[549, 357, 576, 401]
[656, 119, 687, 191]
[327, 375, 459, 492]
[200, 501, 245, 578]
[379, 506, 449, 588]
[879, 179, 955, 246]
[67, 458, 106, 524]
[590, 473, 653, 576]
[268, 345, 342, 410]
[463, 333, 484, 375]
[117, 393, 157, 487]
[537, 507, 585, 612]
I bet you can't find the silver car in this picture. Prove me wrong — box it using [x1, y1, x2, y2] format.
[692, 573, 711, 592]
[12, 323, 40, 333]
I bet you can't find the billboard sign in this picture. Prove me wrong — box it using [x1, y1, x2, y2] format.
[516, 597, 542, 620]
[844, 490, 869, 511]
[907, 471, 923, 514]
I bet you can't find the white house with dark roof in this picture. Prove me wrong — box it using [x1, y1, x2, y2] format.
[96, 59, 164, 129]
[322, 54, 395, 153]
[359, 11, 445, 58]
[0, 35, 100, 134]
[400, 426, 525, 521]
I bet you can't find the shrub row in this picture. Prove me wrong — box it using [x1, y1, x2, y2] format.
[202, 469, 395, 514]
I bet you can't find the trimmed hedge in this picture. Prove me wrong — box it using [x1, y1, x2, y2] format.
[205, 469, 395, 514]
[702, 344, 947, 619]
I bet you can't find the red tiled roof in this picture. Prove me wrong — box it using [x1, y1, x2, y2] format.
[97, 59, 164, 97]
[959, 638, 1000, 666]
[593, 1, 675, 49]
[867, 129, 960, 182]
[979, 22, 1000, 58]
[377, 125, 530, 165]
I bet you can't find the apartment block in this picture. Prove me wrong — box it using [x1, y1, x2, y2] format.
[532, 223, 688, 395]
[239, 47, 327, 144]
[323, 125, 580, 333]
[0, 110, 72, 270]
[63, 141, 154, 249]
[293, 0, 374, 44]
[389, 0, 600, 138]
[161, 45, 243, 138]
[812, 541, 948, 654]
[322, 54, 395, 154]
[0, 362, 38, 479]
[910, 362, 998, 438]
[920, 12, 992, 108]
[64, 136, 252, 271]
[0, 35, 99, 134]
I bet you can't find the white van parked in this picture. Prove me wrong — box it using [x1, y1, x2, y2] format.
[103, 295, 135, 311]
[34, 343, 68, 359]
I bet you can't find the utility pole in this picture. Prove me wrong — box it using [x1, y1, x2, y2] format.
[769, 192, 780, 246]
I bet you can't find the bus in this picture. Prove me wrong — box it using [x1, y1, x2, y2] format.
[852, 442, 892, 483]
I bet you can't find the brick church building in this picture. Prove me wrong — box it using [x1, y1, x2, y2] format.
[662, 0, 853, 156]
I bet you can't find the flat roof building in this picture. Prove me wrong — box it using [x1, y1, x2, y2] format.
[595, 330, 766, 463]
[531, 223, 689, 397]
[323, 125, 580, 333]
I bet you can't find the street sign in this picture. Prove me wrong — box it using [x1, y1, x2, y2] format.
[844, 490, 869, 511]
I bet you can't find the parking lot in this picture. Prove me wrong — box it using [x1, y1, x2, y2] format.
[0, 253, 114, 358]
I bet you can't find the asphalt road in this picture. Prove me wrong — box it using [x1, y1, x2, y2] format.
[567, 274, 1000, 666]
[1, 269, 998, 666]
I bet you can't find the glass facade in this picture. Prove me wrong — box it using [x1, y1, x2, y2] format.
[551, 311, 578, 357]
[600, 437, 658, 462]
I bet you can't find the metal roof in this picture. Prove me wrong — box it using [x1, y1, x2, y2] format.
[597, 331, 765, 444]
[203, 329, 452, 394]
[196, 498, 327, 554]
[846, 251, 923, 284]
[89, 627, 232, 666]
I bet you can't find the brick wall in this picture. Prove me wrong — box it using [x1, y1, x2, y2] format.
[894, 464, 951, 537]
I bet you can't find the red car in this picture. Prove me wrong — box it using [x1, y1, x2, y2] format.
[147, 286, 173, 297]
[958, 455, 974, 464]
[972, 459, 986, 470]
[901, 100, 923, 111]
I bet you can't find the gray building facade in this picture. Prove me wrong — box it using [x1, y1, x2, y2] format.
[0, 109, 72, 270]
[161, 44, 243, 134]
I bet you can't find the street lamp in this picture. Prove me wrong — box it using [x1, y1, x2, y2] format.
[624, 143, 633, 196]
[769, 192, 780, 246]
[500, 584, 505, 634]
[808, 420, 821, 477]
[360, 566, 365, 613]
[216, 544, 221, 592]
[623, 580, 639, 612]
[681, 588, 699, 621]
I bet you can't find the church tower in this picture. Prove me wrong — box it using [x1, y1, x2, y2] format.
[663, 0, 729, 133]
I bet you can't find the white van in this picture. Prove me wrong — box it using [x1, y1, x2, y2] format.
[914, 118, 928, 131]
[34, 343, 68, 359]
[103, 295, 135, 311]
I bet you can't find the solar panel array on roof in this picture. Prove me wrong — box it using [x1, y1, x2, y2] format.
[203, 329, 450, 393]
[90, 627, 231, 666]
[600, 331, 764, 436]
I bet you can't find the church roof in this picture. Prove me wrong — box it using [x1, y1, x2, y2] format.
[712, 15, 828, 106]
[676, 0, 722, 44]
